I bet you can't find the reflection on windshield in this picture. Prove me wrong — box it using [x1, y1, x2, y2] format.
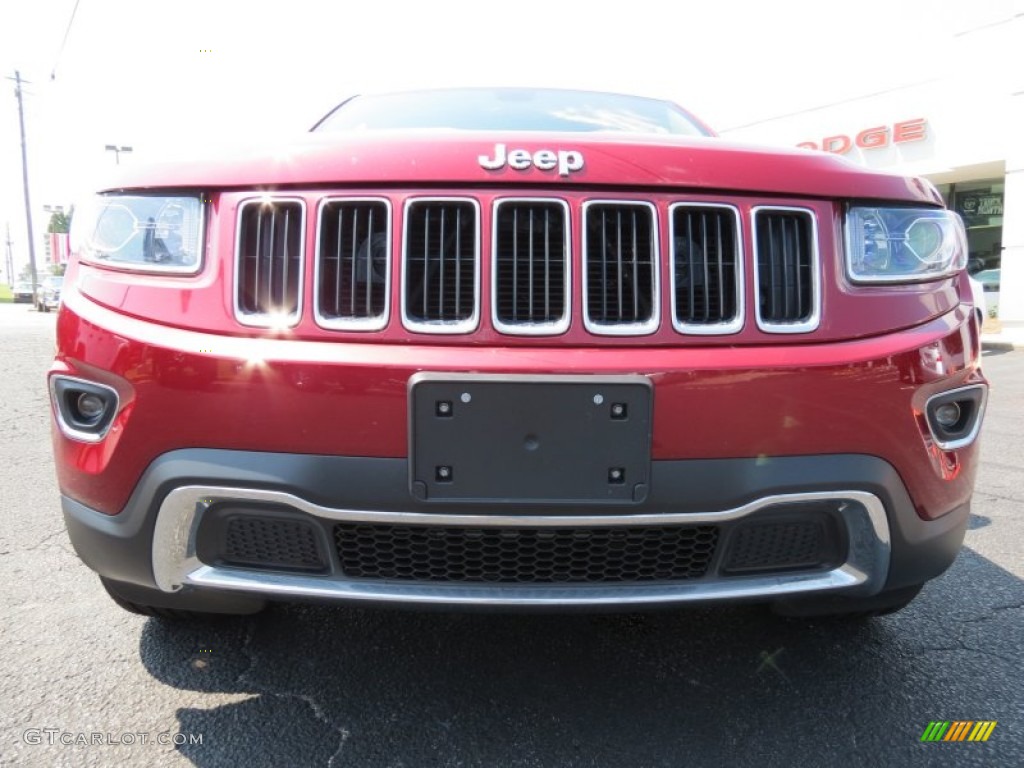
[314, 88, 711, 137]
[549, 107, 672, 134]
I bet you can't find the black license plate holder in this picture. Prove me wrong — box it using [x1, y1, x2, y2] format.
[409, 374, 652, 503]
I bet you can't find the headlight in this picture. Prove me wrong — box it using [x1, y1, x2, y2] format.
[70, 194, 204, 273]
[846, 207, 966, 283]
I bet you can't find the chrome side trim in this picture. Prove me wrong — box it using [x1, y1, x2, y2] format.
[925, 383, 989, 451]
[400, 197, 481, 335]
[312, 196, 393, 332]
[47, 374, 121, 444]
[751, 205, 821, 334]
[187, 564, 866, 606]
[667, 202, 745, 335]
[152, 486, 890, 606]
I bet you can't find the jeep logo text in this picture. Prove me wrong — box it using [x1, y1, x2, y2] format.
[478, 143, 584, 177]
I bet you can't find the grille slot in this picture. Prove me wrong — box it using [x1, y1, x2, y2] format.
[403, 199, 478, 332]
[584, 202, 658, 333]
[236, 199, 304, 324]
[722, 519, 835, 575]
[333, 523, 718, 583]
[671, 205, 741, 332]
[754, 208, 817, 331]
[493, 200, 570, 333]
[317, 199, 390, 329]
[222, 516, 327, 573]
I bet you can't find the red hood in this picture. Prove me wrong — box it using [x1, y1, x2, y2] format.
[102, 131, 942, 205]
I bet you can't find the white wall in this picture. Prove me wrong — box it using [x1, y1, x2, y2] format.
[721, 3, 1024, 325]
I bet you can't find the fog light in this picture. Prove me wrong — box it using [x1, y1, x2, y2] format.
[934, 402, 961, 428]
[924, 384, 988, 451]
[75, 392, 106, 423]
[49, 375, 120, 443]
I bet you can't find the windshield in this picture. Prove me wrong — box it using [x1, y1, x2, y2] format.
[313, 88, 712, 137]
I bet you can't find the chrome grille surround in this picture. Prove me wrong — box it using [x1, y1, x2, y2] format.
[153, 486, 891, 606]
[234, 197, 306, 328]
[581, 200, 661, 336]
[314, 197, 392, 331]
[232, 194, 826, 337]
[491, 198, 572, 335]
[401, 197, 481, 334]
[668, 202, 745, 335]
[752, 205, 821, 334]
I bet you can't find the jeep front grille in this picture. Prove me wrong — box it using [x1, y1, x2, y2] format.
[583, 202, 658, 334]
[316, 199, 390, 330]
[236, 198, 304, 326]
[671, 204, 742, 333]
[493, 200, 570, 334]
[754, 207, 819, 332]
[237, 194, 824, 337]
[333, 523, 719, 583]
[403, 199, 479, 332]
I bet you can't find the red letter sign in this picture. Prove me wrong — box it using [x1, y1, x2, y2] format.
[893, 118, 927, 144]
[855, 126, 889, 149]
[822, 135, 852, 154]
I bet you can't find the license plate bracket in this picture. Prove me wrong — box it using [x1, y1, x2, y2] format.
[409, 374, 652, 503]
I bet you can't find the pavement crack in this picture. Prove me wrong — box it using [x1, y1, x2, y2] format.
[234, 617, 348, 767]
[23, 529, 66, 553]
[960, 601, 1024, 620]
[265, 691, 349, 767]
[236, 617, 259, 687]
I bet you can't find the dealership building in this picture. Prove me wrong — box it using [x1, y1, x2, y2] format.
[722, 7, 1022, 327]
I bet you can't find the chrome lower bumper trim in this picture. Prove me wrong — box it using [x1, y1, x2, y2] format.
[152, 486, 890, 606]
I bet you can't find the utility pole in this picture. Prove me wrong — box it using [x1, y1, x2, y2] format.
[4, 223, 14, 287]
[104, 144, 132, 164]
[10, 71, 39, 293]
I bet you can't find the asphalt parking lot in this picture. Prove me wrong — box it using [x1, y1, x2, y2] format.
[0, 301, 1021, 767]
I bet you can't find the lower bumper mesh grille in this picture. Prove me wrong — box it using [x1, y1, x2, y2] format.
[722, 519, 834, 574]
[222, 516, 327, 573]
[333, 523, 719, 583]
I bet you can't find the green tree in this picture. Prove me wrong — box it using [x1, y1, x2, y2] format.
[47, 208, 72, 234]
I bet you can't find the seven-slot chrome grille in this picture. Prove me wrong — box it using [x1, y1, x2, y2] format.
[235, 195, 822, 335]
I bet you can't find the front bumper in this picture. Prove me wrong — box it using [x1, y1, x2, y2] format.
[62, 450, 968, 609]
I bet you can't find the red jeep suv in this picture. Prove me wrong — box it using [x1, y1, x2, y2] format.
[50, 88, 987, 620]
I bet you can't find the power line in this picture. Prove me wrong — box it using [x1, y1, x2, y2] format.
[51, 0, 82, 81]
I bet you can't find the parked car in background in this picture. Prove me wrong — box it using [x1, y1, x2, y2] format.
[13, 282, 34, 303]
[973, 268, 1000, 318]
[973, 268, 1000, 292]
[35, 275, 63, 312]
[50, 87, 987, 624]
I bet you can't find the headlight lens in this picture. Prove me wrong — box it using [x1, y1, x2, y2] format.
[70, 194, 204, 273]
[846, 207, 966, 283]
